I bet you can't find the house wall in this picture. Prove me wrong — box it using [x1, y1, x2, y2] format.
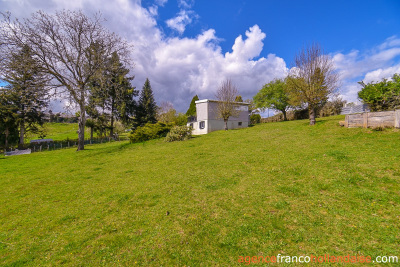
[188, 100, 249, 134]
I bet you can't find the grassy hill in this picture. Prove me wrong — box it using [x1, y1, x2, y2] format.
[26, 123, 95, 142]
[1, 116, 399, 266]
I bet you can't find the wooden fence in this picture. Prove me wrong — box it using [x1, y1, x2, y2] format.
[345, 109, 400, 128]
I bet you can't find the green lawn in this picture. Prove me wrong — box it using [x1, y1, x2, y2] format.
[1, 116, 399, 266]
[26, 123, 95, 142]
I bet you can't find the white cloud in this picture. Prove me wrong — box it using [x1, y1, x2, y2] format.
[178, 0, 194, 9]
[333, 36, 400, 102]
[0, 0, 288, 112]
[165, 10, 197, 34]
[4, 0, 398, 112]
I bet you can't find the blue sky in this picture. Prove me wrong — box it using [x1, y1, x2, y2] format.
[145, 0, 400, 64]
[1, 0, 400, 113]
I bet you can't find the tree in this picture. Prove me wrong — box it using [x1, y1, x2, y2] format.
[90, 51, 137, 137]
[157, 101, 187, 126]
[0, 45, 49, 147]
[358, 73, 400, 111]
[235, 95, 243, 102]
[286, 43, 338, 125]
[0, 10, 131, 150]
[0, 89, 19, 149]
[134, 78, 157, 127]
[186, 95, 199, 117]
[215, 79, 240, 130]
[253, 78, 291, 121]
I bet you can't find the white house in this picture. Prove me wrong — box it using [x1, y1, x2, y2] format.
[188, 99, 250, 135]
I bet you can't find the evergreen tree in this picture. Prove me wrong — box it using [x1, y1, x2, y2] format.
[235, 95, 243, 102]
[134, 78, 157, 127]
[0, 45, 49, 147]
[186, 95, 199, 116]
[0, 89, 19, 149]
[90, 51, 137, 136]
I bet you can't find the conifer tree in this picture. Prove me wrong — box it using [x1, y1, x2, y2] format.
[134, 78, 157, 127]
[186, 95, 199, 116]
[90, 51, 137, 136]
[0, 45, 49, 147]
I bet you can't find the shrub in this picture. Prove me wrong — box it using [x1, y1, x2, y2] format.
[129, 122, 172, 143]
[165, 125, 192, 142]
[250, 114, 261, 125]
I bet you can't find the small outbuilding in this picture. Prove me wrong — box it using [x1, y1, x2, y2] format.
[188, 99, 250, 135]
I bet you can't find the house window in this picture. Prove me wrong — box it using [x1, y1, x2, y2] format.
[189, 123, 193, 128]
[199, 121, 205, 129]
[238, 122, 242, 126]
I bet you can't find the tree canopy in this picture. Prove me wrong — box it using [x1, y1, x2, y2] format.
[253, 79, 291, 121]
[215, 79, 240, 130]
[134, 78, 157, 128]
[286, 43, 338, 125]
[0, 10, 131, 150]
[186, 95, 199, 117]
[0, 45, 49, 146]
[358, 73, 400, 111]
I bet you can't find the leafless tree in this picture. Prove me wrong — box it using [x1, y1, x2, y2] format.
[287, 43, 338, 125]
[0, 10, 131, 150]
[215, 79, 240, 130]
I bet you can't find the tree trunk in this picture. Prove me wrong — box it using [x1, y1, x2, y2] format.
[19, 119, 25, 148]
[110, 100, 114, 137]
[282, 110, 288, 121]
[309, 106, 316, 125]
[110, 115, 114, 138]
[224, 119, 228, 130]
[77, 103, 86, 151]
[5, 127, 9, 150]
[90, 127, 94, 140]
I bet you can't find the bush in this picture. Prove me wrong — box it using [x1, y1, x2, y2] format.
[129, 122, 172, 143]
[250, 114, 261, 125]
[165, 125, 192, 142]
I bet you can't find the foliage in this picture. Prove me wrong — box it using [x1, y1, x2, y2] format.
[250, 114, 261, 125]
[357, 73, 400, 111]
[0, 89, 19, 148]
[157, 102, 188, 126]
[129, 122, 171, 143]
[215, 79, 240, 130]
[2, 116, 400, 265]
[165, 125, 192, 142]
[186, 95, 199, 116]
[235, 95, 243, 102]
[253, 78, 291, 121]
[0, 10, 130, 150]
[319, 96, 346, 117]
[286, 43, 338, 125]
[0, 45, 49, 146]
[89, 51, 137, 136]
[134, 78, 157, 128]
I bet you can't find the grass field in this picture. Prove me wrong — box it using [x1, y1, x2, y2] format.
[1, 116, 399, 266]
[26, 123, 95, 142]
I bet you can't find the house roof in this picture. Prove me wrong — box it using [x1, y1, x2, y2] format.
[195, 99, 250, 105]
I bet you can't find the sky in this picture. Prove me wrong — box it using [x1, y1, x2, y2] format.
[1, 0, 400, 114]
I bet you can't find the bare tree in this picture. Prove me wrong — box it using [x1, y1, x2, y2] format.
[287, 43, 338, 125]
[0, 10, 131, 150]
[215, 79, 240, 130]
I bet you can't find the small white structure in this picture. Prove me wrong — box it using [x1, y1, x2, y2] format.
[188, 99, 250, 135]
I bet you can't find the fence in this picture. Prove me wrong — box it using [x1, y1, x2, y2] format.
[341, 104, 370, 115]
[345, 109, 400, 128]
[3, 136, 129, 154]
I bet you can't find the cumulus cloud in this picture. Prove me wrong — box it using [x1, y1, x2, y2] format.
[0, 0, 288, 112]
[333, 36, 400, 102]
[5, 0, 398, 112]
[165, 10, 196, 34]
